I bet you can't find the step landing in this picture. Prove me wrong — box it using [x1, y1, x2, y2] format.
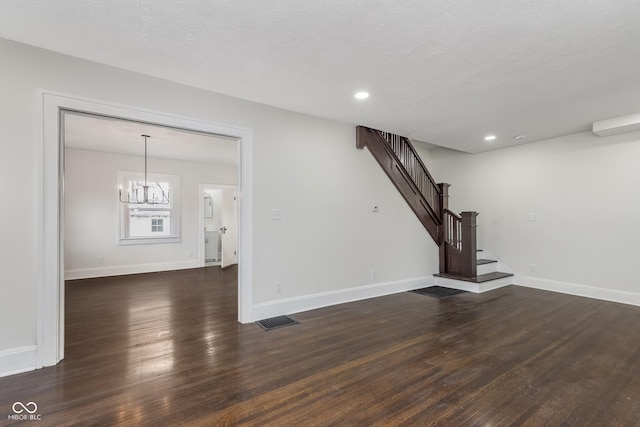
[433, 271, 513, 293]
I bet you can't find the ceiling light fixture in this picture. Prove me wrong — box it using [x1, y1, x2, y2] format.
[118, 134, 170, 205]
[514, 135, 526, 141]
[355, 91, 370, 100]
[484, 135, 496, 141]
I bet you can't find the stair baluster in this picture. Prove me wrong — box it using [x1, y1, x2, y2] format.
[356, 125, 479, 279]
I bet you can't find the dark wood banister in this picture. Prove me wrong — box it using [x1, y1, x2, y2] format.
[378, 131, 442, 220]
[357, 125, 479, 279]
[443, 209, 463, 251]
[359, 127, 442, 220]
[356, 126, 442, 244]
[440, 211, 478, 277]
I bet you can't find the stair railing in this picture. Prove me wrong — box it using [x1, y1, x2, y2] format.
[443, 209, 463, 251]
[377, 130, 442, 221]
[357, 125, 479, 278]
[356, 126, 443, 243]
[440, 210, 478, 277]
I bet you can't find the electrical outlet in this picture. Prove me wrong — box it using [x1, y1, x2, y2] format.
[271, 209, 282, 220]
[97, 257, 104, 265]
[371, 269, 377, 280]
[275, 281, 283, 293]
[528, 213, 538, 221]
[529, 264, 536, 273]
[188, 251, 193, 258]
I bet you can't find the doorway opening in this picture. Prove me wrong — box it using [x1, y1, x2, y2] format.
[200, 185, 239, 269]
[40, 91, 254, 368]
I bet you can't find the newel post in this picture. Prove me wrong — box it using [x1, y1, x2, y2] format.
[437, 183, 450, 272]
[460, 212, 479, 277]
[437, 182, 450, 241]
[437, 183, 450, 213]
[356, 126, 368, 149]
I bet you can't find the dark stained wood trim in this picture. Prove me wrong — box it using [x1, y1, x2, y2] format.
[441, 211, 478, 277]
[357, 126, 480, 278]
[356, 125, 441, 243]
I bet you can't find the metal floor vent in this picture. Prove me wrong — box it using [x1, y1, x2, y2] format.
[410, 286, 467, 299]
[256, 315, 299, 331]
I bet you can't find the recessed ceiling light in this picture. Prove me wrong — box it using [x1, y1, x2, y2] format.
[355, 91, 369, 100]
[484, 135, 496, 141]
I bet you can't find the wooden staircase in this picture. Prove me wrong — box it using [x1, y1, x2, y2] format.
[434, 249, 513, 292]
[356, 125, 513, 289]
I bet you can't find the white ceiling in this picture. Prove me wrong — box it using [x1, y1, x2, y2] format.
[64, 112, 238, 165]
[3, 1, 640, 153]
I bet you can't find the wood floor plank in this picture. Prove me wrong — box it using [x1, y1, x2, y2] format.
[1, 267, 640, 426]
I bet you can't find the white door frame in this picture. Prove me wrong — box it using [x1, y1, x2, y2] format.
[198, 183, 238, 267]
[39, 90, 254, 368]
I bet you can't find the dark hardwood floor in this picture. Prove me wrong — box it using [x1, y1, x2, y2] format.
[1, 267, 640, 426]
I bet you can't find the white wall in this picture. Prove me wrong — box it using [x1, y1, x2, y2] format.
[0, 38, 438, 369]
[421, 131, 640, 295]
[64, 149, 237, 278]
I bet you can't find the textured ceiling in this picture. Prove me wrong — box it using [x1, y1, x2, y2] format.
[2, 1, 640, 153]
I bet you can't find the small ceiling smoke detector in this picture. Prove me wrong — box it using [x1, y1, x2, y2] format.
[484, 135, 496, 141]
[355, 91, 370, 100]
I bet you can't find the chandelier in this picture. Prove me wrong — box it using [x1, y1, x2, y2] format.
[118, 134, 170, 205]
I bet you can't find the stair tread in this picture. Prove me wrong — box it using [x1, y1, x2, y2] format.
[433, 271, 513, 283]
[477, 258, 497, 265]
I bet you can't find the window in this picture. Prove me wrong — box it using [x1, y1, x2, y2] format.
[118, 171, 180, 245]
[151, 218, 164, 233]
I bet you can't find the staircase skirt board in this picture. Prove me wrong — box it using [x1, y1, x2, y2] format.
[357, 126, 512, 284]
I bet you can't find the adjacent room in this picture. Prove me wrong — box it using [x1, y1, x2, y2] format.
[63, 111, 240, 280]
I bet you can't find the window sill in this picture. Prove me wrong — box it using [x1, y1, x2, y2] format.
[119, 237, 181, 246]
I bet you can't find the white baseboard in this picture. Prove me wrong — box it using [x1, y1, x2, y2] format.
[253, 276, 434, 321]
[515, 275, 640, 307]
[65, 260, 202, 280]
[0, 346, 37, 378]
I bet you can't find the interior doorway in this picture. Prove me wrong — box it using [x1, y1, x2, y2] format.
[40, 91, 254, 368]
[200, 185, 238, 268]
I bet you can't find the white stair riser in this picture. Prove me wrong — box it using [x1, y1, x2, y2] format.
[433, 275, 512, 293]
[477, 262, 498, 275]
[477, 250, 498, 261]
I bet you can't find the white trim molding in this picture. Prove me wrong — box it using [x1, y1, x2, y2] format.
[197, 183, 239, 268]
[39, 90, 255, 372]
[433, 275, 513, 293]
[515, 275, 640, 307]
[65, 260, 202, 281]
[0, 346, 37, 378]
[253, 276, 434, 321]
